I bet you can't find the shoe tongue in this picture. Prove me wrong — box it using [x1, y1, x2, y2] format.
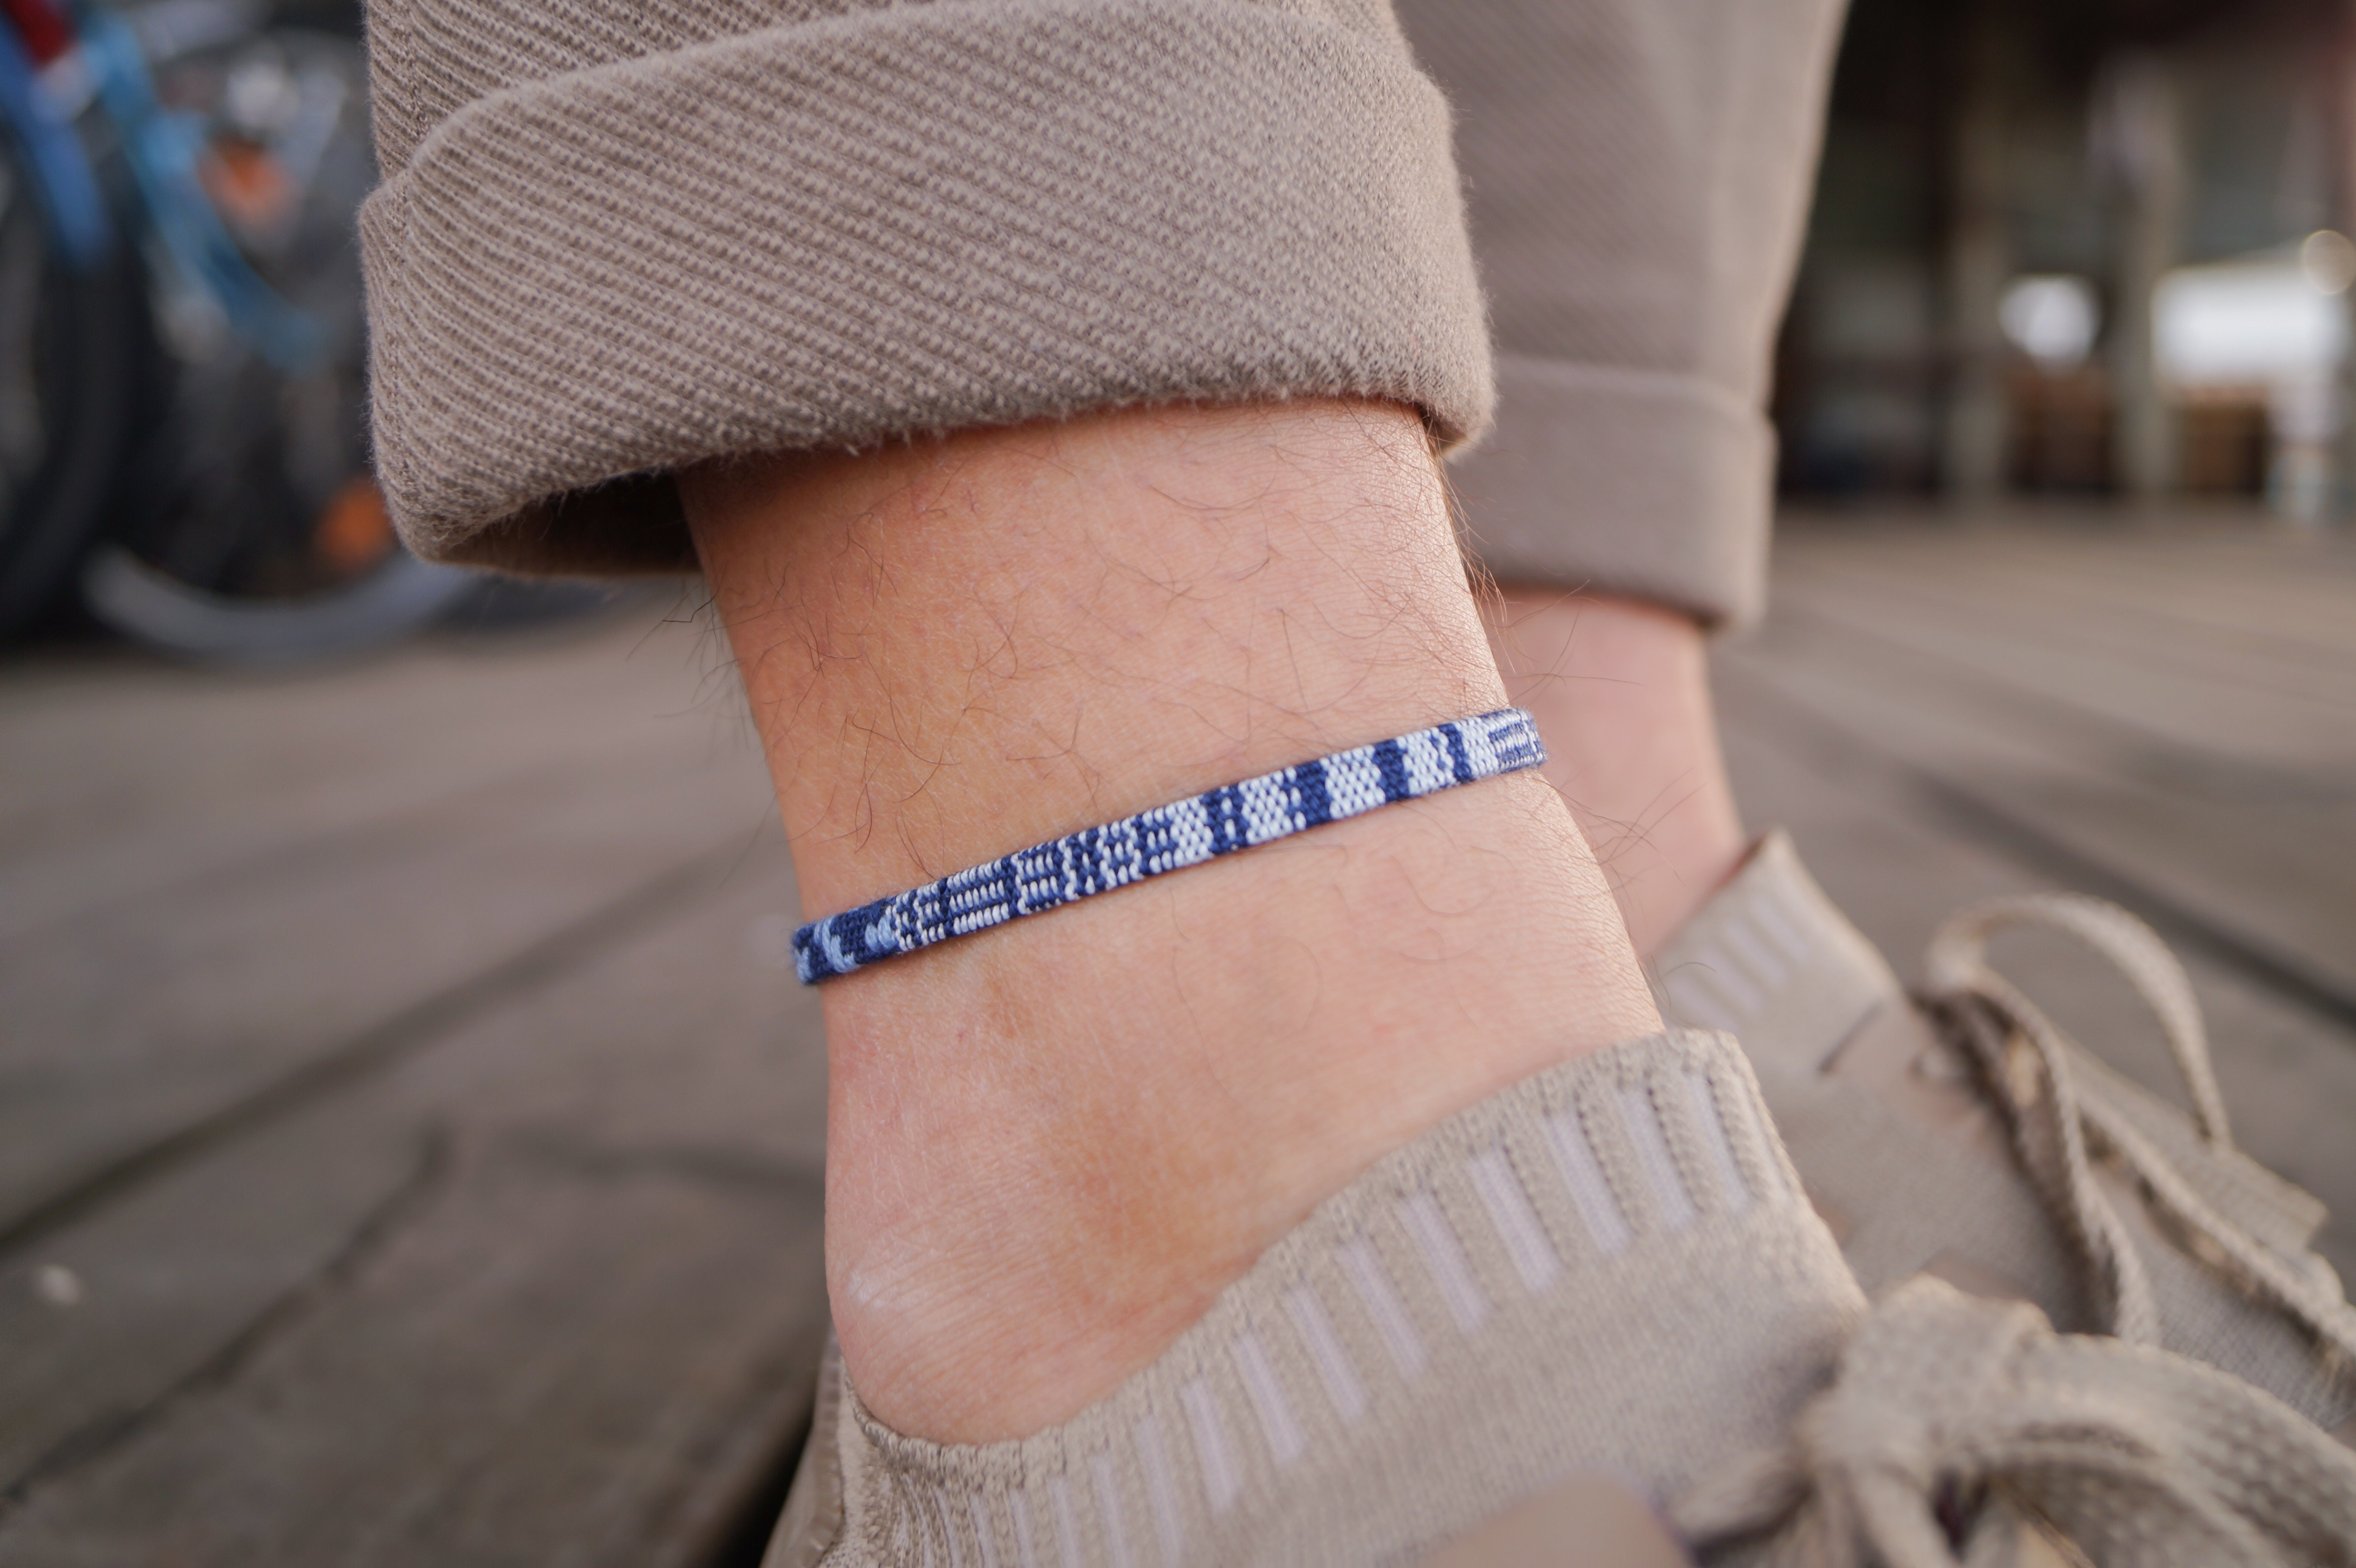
[1650, 829, 1899, 1073]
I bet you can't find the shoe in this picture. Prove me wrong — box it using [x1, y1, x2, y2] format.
[760, 1026, 2356, 1566]
[1675, 1274, 2356, 1567]
[767, 1029, 1868, 1565]
[782, 1282, 2356, 1566]
[1654, 831, 2356, 1433]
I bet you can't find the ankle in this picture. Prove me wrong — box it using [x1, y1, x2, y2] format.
[822, 774, 1653, 1441]
[1483, 589, 1747, 958]
[685, 402, 1658, 1442]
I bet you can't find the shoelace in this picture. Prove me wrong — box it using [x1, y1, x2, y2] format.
[1672, 1276, 2356, 1566]
[1912, 891, 2356, 1371]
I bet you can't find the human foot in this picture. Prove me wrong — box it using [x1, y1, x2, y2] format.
[687, 400, 1658, 1443]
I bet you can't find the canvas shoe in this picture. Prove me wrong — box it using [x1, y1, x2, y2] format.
[1653, 830, 2356, 1435]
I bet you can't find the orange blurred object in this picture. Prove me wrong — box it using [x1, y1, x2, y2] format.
[314, 477, 395, 574]
[200, 140, 294, 231]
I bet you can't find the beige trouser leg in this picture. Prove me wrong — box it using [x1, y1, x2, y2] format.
[1397, 0, 1851, 628]
[364, 0, 1843, 625]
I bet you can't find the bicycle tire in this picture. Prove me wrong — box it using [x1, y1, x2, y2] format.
[83, 26, 475, 663]
[82, 541, 474, 662]
[0, 145, 150, 640]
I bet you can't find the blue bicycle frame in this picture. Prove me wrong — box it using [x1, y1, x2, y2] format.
[0, 0, 319, 367]
[0, 13, 108, 266]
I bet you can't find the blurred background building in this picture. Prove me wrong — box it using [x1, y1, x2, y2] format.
[1780, 0, 2356, 521]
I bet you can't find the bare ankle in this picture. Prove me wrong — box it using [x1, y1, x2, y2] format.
[1483, 588, 1748, 959]
[685, 403, 1658, 1442]
[820, 777, 1649, 1440]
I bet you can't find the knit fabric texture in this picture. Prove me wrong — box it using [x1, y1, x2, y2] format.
[769, 1029, 1867, 1565]
[1656, 830, 2356, 1431]
[794, 709, 1545, 982]
[358, 0, 1493, 573]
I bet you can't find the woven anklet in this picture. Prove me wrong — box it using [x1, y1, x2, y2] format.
[793, 708, 1545, 983]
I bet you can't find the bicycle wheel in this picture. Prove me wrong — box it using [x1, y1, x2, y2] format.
[0, 134, 149, 639]
[82, 26, 472, 663]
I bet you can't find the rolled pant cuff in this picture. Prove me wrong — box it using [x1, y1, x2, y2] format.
[1450, 354, 1774, 630]
[359, 0, 1492, 575]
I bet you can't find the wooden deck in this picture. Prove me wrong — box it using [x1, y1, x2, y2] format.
[3, 510, 2352, 1564]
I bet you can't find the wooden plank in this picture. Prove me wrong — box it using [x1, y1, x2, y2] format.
[1733, 623, 2356, 1009]
[0, 604, 749, 941]
[0, 832, 830, 1566]
[0, 610, 780, 1237]
[0, 752, 773, 1236]
[1736, 521, 2356, 1010]
[0, 1112, 435, 1494]
[1769, 535, 2356, 771]
[1713, 534, 2356, 1280]
[1775, 518, 2356, 658]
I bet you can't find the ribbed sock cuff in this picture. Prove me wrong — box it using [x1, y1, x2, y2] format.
[791, 1030, 1865, 1565]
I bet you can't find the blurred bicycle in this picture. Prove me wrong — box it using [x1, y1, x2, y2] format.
[0, 0, 475, 659]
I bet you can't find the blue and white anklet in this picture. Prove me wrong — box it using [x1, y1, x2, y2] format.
[794, 708, 1545, 983]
